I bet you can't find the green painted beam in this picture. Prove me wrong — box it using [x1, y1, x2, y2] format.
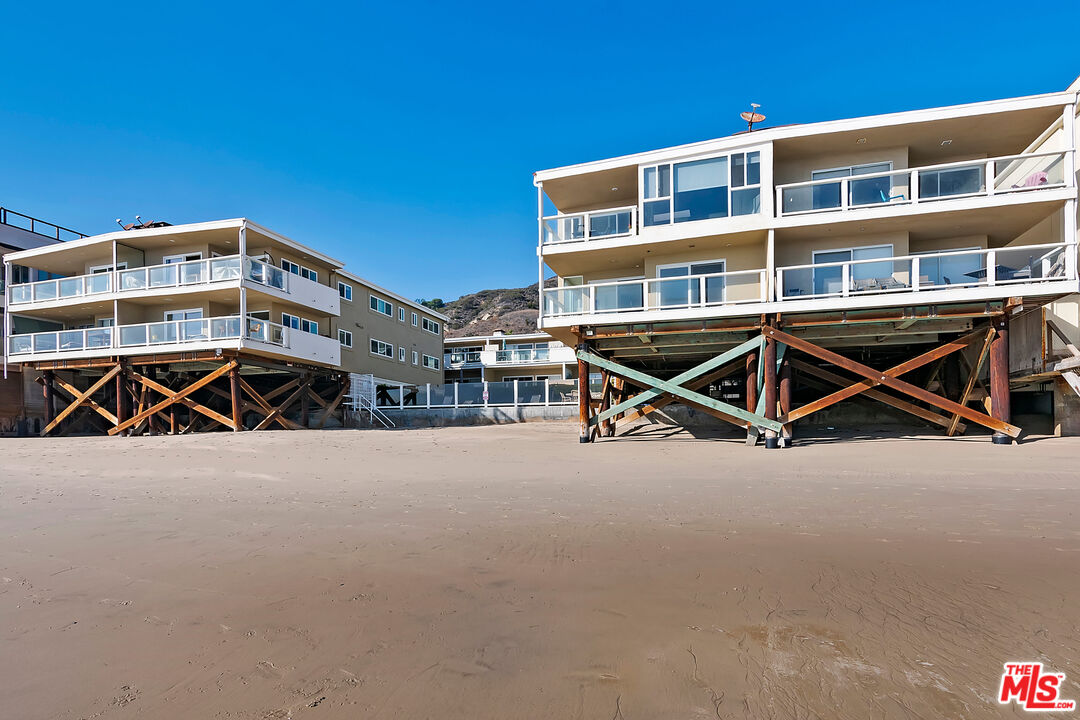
[748, 343, 786, 439]
[578, 344, 783, 433]
[586, 336, 762, 426]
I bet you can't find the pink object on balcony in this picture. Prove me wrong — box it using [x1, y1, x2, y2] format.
[1021, 171, 1049, 187]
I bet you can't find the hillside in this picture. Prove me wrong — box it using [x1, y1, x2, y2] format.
[420, 278, 556, 338]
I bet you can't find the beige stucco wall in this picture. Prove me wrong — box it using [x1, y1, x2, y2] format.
[331, 274, 445, 384]
[773, 147, 910, 187]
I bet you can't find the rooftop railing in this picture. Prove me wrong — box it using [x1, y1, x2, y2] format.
[8, 254, 289, 305]
[776, 151, 1068, 217]
[445, 350, 482, 365]
[0, 206, 87, 241]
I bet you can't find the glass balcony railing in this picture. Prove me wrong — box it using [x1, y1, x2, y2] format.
[7, 254, 293, 306]
[8, 315, 251, 356]
[495, 348, 551, 363]
[542, 206, 636, 244]
[542, 269, 769, 317]
[446, 351, 482, 365]
[777, 151, 1067, 217]
[776, 243, 1073, 300]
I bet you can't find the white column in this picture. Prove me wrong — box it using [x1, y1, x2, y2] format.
[544, 377, 550, 406]
[426, 383, 431, 409]
[1063, 103, 1076, 186]
[513, 379, 519, 407]
[536, 182, 546, 329]
[765, 228, 776, 301]
[3, 260, 11, 379]
[111, 238, 119, 349]
[1066, 198, 1078, 282]
[238, 225, 247, 333]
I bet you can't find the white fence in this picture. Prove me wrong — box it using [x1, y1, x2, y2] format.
[373, 379, 579, 409]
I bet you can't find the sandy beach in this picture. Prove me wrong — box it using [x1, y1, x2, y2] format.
[2, 424, 1079, 719]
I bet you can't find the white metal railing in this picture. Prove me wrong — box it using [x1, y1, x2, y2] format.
[776, 151, 1068, 217]
[542, 268, 769, 317]
[8, 255, 291, 305]
[374, 379, 578, 409]
[7, 314, 293, 356]
[445, 350, 482, 365]
[542, 205, 636, 244]
[495, 348, 551, 362]
[776, 242, 1075, 301]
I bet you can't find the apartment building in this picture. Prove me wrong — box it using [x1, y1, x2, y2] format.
[534, 76, 1080, 445]
[443, 330, 575, 383]
[2, 217, 448, 435]
[0, 206, 86, 433]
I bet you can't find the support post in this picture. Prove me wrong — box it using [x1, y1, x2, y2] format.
[115, 363, 128, 434]
[230, 363, 243, 431]
[301, 374, 311, 427]
[744, 341, 758, 445]
[990, 314, 1012, 444]
[577, 342, 590, 443]
[779, 351, 793, 446]
[763, 325, 779, 449]
[43, 370, 56, 427]
[598, 370, 611, 438]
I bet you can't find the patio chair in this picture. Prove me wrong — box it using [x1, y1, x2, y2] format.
[878, 188, 907, 203]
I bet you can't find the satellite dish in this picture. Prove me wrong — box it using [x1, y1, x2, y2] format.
[740, 103, 765, 131]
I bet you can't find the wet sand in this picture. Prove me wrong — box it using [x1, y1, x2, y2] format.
[1, 424, 1079, 719]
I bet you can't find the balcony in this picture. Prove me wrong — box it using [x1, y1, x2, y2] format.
[542, 206, 636, 245]
[776, 243, 1075, 302]
[7, 315, 340, 367]
[776, 151, 1068, 218]
[539, 243, 1077, 324]
[7, 255, 337, 315]
[445, 350, 482, 366]
[542, 269, 769, 318]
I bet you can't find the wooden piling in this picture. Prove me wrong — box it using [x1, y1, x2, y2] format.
[779, 352, 793, 446]
[577, 343, 590, 443]
[763, 328, 779, 449]
[230, 363, 243, 432]
[989, 315, 1012, 445]
[43, 370, 55, 427]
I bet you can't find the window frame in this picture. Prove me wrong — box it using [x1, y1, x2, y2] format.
[412, 350, 419, 365]
[421, 317, 440, 335]
[338, 329, 353, 347]
[640, 149, 763, 227]
[411, 311, 418, 327]
[370, 338, 394, 358]
[398, 346, 406, 362]
[337, 281, 353, 301]
[422, 353, 440, 370]
[369, 294, 393, 317]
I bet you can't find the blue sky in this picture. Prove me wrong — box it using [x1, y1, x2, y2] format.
[1, 1, 1077, 301]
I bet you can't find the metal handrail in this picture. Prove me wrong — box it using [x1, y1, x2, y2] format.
[0, 206, 87, 241]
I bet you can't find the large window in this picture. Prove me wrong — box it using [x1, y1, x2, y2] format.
[913, 247, 983, 286]
[422, 317, 440, 335]
[370, 339, 394, 358]
[811, 162, 892, 209]
[338, 329, 353, 347]
[337, 281, 353, 301]
[655, 260, 726, 307]
[812, 245, 893, 296]
[370, 295, 392, 316]
[643, 151, 760, 227]
[422, 354, 440, 370]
